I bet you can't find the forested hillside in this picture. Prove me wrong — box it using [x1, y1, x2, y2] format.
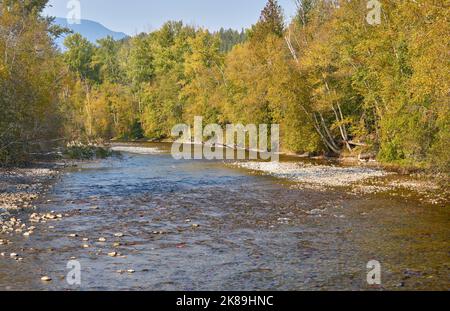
[0, 0, 448, 171]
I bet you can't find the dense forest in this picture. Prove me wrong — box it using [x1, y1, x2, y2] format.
[0, 0, 448, 171]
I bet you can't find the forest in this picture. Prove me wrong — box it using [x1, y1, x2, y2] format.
[0, 0, 449, 171]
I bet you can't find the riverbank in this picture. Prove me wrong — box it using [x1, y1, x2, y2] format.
[0, 165, 60, 214]
[2, 142, 448, 215]
[116, 138, 445, 175]
[0, 164, 61, 245]
[110, 142, 449, 206]
[229, 160, 449, 207]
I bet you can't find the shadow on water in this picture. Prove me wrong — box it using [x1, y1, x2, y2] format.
[0, 143, 448, 290]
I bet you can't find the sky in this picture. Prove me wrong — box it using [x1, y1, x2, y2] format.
[43, 0, 299, 35]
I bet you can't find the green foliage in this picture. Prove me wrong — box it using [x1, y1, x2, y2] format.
[93, 36, 124, 83]
[250, 0, 285, 40]
[215, 28, 247, 52]
[63, 33, 98, 81]
[124, 34, 155, 85]
[63, 145, 114, 160]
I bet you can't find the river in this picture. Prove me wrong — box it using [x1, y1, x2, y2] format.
[0, 143, 448, 290]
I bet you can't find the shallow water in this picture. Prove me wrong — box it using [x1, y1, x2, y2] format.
[0, 143, 449, 290]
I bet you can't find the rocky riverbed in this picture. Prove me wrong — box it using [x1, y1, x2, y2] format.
[0, 144, 448, 290]
[0, 167, 59, 213]
[229, 161, 449, 207]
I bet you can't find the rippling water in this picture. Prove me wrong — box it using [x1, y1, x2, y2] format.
[0, 143, 448, 290]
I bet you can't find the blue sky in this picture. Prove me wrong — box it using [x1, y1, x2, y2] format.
[44, 0, 299, 35]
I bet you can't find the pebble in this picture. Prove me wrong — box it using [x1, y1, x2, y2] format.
[108, 252, 118, 257]
[69, 234, 79, 238]
[82, 238, 89, 242]
[114, 233, 124, 238]
[192, 224, 200, 228]
[41, 276, 52, 282]
[127, 269, 135, 274]
[10, 253, 18, 258]
[98, 237, 107, 242]
[82, 244, 90, 248]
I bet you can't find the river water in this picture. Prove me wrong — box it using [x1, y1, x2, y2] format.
[0, 143, 448, 290]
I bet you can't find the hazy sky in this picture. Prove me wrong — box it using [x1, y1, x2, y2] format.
[44, 0, 299, 35]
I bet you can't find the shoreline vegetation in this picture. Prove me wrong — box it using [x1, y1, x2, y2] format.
[0, 1, 449, 174]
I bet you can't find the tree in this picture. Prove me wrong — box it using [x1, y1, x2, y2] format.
[250, 0, 285, 43]
[125, 34, 154, 86]
[295, 0, 317, 27]
[63, 33, 98, 82]
[0, 0, 67, 164]
[215, 28, 247, 52]
[93, 36, 123, 83]
[182, 30, 224, 125]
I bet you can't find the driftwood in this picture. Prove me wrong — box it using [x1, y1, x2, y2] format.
[348, 141, 369, 147]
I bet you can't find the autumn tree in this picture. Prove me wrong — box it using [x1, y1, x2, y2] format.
[0, 0, 68, 164]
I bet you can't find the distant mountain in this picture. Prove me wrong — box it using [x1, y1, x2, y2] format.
[53, 17, 128, 50]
